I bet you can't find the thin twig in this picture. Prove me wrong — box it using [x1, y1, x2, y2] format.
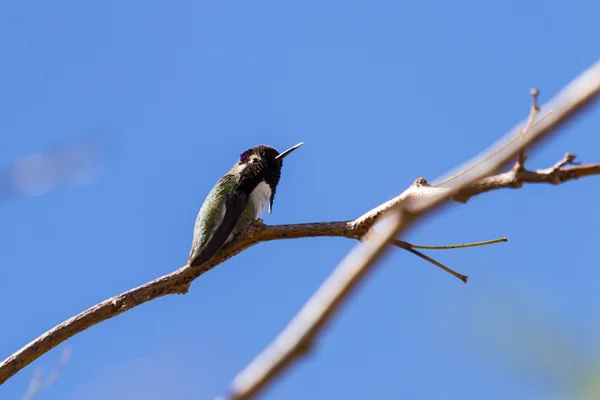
[516, 88, 541, 168]
[363, 234, 469, 282]
[409, 237, 507, 250]
[391, 239, 468, 282]
[434, 105, 553, 188]
[547, 152, 580, 171]
[224, 60, 600, 400]
[2, 61, 600, 389]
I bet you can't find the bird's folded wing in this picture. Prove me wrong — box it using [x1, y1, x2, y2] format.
[189, 190, 248, 267]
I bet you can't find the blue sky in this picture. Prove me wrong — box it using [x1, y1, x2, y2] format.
[1, 1, 599, 399]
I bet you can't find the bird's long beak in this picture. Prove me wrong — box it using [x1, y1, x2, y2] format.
[275, 142, 304, 160]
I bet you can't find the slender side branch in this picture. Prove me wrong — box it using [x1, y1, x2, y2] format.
[409, 237, 507, 250]
[1, 61, 600, 389]
[517, 87, 541, 169]
[434, 91, 549, 187]
[391, 240, 469, 282]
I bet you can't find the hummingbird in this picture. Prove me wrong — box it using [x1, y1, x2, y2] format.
[188, 142, 303, 267]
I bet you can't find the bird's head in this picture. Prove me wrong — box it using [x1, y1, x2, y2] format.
[233, 142, 303, 212]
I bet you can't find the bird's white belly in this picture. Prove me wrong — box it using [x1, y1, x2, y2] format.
[251, 181, 271, 217]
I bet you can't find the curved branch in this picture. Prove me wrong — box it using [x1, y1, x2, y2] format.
[2, 62, 600, 387]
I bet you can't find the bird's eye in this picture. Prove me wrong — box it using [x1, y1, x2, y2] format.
[252, 158, 258, 163]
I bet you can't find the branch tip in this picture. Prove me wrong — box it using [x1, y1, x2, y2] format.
[414, 177, 430, 186]
[554, 153, 580, 169]
[530, 87, 540, 111]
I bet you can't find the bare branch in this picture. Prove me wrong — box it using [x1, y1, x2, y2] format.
[2, 61, 600, 389]
[224, 60, 600, 400]
[451, 156, 600, 203]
